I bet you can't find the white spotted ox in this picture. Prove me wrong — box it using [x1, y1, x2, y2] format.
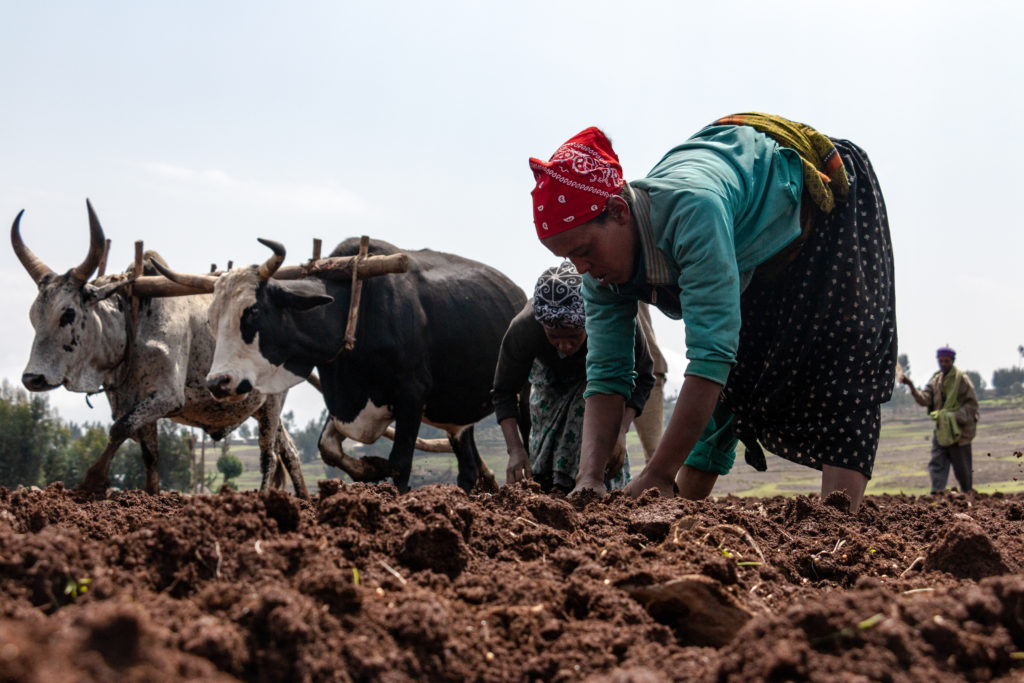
[155, 238, 525, 494]
[12, 201, 308, 498]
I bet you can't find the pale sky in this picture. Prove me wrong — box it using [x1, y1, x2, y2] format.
[2, 1, 1022, 429]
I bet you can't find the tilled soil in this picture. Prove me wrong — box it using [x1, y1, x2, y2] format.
[1, 482, 1023, 682]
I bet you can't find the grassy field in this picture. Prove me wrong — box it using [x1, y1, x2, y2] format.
[220, 397, 1024, 498]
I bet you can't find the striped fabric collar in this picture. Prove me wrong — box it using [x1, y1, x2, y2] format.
[629, 183, 678, 286]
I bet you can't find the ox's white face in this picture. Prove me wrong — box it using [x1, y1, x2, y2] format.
[23, 276, 127, 394]
[205, 269, 306, 398]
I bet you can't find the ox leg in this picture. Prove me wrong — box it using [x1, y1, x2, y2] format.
[79, 438, 125, 496]
[80, 396, 181, 496]
[317, 419, 393, 482]
[475, 451, 499, 494]
[255, 408, 283, 493]
[448, 425, 482, 494]
[136, 422, 161, 495]
[275, 426, 309, 499]
[388, 408, 422, 494]
[79, 419, 134, 496]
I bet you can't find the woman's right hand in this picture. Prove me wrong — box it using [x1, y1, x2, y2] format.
[506, 446, 531, 484]
[623, 467, 675, 498]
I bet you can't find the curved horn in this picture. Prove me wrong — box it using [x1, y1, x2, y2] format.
[69, 199, 107, 282]
[148, 258, 218, 293]
[10, 209, 56, 284]
[256, 238, 286, 281]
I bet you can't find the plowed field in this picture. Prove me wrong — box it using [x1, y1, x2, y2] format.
[2, 481, 1023, 682]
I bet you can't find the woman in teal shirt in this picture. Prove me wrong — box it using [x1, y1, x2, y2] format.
[527, 114, 896, 513]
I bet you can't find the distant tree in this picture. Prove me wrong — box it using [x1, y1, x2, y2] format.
[111, 421, 194, 492]
[111, 440, 146, 490]
[217, 452, 243, 489]
[157, 422, 194, 491]
[42, 424, 106, 488]
[992, 367, 1024, 396]
[236, 422, 252, 441]
[0, 380, 69, 488]
[964, 370, 985, 393]
[66, 421, 84, 441]
[293, 410, 328, 463]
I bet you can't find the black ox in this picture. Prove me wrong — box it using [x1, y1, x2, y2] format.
[157, 238, 526, 493]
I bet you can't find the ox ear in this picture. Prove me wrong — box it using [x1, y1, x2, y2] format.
[267, 285, 334, 312]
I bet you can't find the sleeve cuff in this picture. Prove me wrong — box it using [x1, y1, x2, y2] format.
[684, 440, 736, 475]
[493, 404, 520, 423]
[683, 359, 731, 386]
[584, 377, 633, 400]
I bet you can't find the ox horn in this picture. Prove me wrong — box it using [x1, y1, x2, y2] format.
[10, 209, 57, 284]
[69, 199, 107, 282]
[256, 238, 285, 281]
[147, 258, 219, 293]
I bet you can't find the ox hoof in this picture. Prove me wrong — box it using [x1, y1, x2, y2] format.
[345, 456, 395, 483]
[473, 468, 500, 494]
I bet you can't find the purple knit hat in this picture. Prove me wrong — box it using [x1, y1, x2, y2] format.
[936, 346, 956, 360]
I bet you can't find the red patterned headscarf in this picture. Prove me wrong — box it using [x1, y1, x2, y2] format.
[529, 127, 625, 239]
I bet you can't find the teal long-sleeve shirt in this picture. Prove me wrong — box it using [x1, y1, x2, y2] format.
[583, 124, 805, 399]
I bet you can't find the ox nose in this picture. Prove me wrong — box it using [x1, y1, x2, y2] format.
[207, 374, 254, 398]
[206, 374, 236, 399]
[22, 373, 56, 392]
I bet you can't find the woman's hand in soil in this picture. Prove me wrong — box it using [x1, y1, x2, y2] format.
[506, 446, 531, 484]
[623, 467, 675, 498]
[606, 433, 627, 479]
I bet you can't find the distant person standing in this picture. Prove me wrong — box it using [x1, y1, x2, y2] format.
[900, 346, 980, 493]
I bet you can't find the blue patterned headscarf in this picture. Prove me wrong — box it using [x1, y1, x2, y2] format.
[532, 262, 585, 329]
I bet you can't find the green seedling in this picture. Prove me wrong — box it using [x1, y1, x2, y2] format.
[63, 577, 91, 599]
[868, 548, 877, 554]
[737, 561, 762, 567]
[1010, 651, 1024, 660]
[719, 548, 733, 558]
[858, 613, 885, 630]
[352, 568, 360, 586]
[812, 612, 886, 646]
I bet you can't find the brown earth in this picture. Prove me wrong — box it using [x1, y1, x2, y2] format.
[1, 482, 1023, 682]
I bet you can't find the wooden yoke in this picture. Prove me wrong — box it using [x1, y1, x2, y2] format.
[343, 236, 370, 352]
[139, 236, 409, 299]
[272, 252, 409, 281]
